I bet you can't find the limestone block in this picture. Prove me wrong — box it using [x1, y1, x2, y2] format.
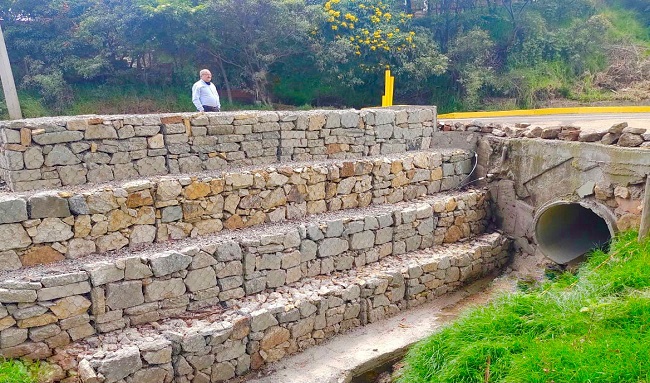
[7, 170, 40, 184]
[215, 240, 242, 261]
[20, 245, 64, 266]
[135, 156, 167, 177]
[106, 281, 144, 310]
[43, 145, 80, 167]
[32, 131, 83, 145]
[211, 362, 236, 382]
[28, 192, 71, 218]
[95, 346, 142, 383]
[32, 218, 73, 243]
[185, 267, 217, 292]
[38, 281, 90, 301]
[58, 164, 88, 186]
[48, 296, 91, 320]
[84, 125, 117, 140]
[161, 206, 182, 223]
[1, 128, 21, 143]
[0, 288, 37, 303]
[23, 147, 44, 170]
[178, 156, 203, 173]
[86, 262, 125, 286]
[226, 173, 254, 189]
[156, 179, 183, 201]
[351, 231, 375, 250]
[145, 278, 186, 301]
[318, 238, 348, 258]
[1, 327, 28, 348]
[148, 251, 192, 277]
[67, 238, 96, 258]
[0, 197, 27, 224]
[66, 119, 88, 131]
[96, 232, 129, 253]
[87, 164, 114, 183]
[618, 133, 644, 147]
[40, 271, 87, 288]
[86, 191, 119, 214]
[0, 224, 32, 251]
[4, 150, 24, 170]
[124, 257, 153, 280]
[130, 225, 156, 247]
[0, 251, 22, 272]
[250, 310, 278, 332]
[141, 340, 172, 364]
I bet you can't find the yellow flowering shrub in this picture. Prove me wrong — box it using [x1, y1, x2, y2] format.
[317, 0, 416, 70]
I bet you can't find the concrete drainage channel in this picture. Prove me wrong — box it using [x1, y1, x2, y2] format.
[247, 276, 516, 383]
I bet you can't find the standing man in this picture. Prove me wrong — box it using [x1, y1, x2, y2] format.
[192, 69, 221, 112]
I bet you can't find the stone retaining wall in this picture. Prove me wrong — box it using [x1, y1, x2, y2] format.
[0, 150, 472, 272]
[71, 232, 510, 383]
[0, 108, 436, 192]
[440, 120, 649, 147]
[0, 190, 490, 369]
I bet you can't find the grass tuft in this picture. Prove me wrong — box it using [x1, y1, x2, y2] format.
[397, 231, 650, 383]
[0, 359, 36, 383]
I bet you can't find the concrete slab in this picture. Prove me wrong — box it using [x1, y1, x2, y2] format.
[245, 276, 504, 383]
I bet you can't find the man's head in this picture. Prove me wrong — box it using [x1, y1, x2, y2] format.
[200, 69, 212, 82]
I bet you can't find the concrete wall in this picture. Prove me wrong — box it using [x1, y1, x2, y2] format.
[439, 120, 650, 255]
[0, 108, 436, 192]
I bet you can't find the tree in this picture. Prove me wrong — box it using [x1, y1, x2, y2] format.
[200, 0, 315, 105]
[311, 0, 447, 98]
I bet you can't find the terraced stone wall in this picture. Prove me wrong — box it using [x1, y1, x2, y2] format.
[72, 233, 510, 383]
[0, 190, 491, 367]
[0, 150, 472, 272]
[0, 108, 436, 192]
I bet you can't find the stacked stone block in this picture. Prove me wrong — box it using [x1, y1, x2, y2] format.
[0, 150, 472, 271]
[0, 108, 436, 192]
[71, 232, 509, 383]
[0, 190, 489, 365]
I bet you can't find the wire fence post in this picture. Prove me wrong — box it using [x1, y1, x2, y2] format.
[638, 175, 650, 242]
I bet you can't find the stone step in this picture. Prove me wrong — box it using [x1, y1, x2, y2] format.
[55, 232, 511, 383]
[0, 108, 437, 192]
[0, 189, 491, 374]
[0, 148, 473, 272]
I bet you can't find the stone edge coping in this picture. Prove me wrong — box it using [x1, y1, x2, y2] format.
[0, 189, 487, 283]
[0, 107, 437, 128]
[441, 121, 650, 147]
[66, 232, 508, 383]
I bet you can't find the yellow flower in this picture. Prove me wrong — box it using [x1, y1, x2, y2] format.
[331, 25, 338, 30]
[387, 32, 393, 38]
[355, 51, 361, 55]
[370, 46, 376, 50]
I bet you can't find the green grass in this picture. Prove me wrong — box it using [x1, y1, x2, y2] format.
[0, 359, 37, 383]
[397, 231, 650, 383]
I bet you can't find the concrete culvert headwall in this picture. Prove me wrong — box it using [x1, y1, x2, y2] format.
[534, 201, 616, 264]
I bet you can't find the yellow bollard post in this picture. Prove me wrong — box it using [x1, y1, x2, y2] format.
[382, 69, 391, 107]
[388, 74, 394, 106]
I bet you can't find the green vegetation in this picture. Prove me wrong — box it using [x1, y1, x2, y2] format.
[0, 359, 39, 383]
[0, 0, 648, 119]
[397, 231, 650, 383]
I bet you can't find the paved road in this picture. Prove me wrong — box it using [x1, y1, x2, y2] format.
[441, 113, 650, 132]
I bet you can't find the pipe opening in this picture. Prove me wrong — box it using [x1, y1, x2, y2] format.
[535, 202, 613, 264]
